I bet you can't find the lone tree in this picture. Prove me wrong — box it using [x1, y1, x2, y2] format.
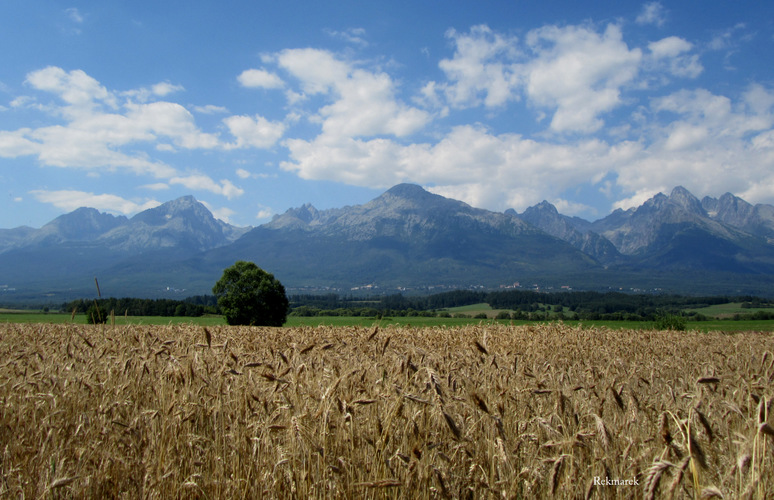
[212, 261, 289, 326]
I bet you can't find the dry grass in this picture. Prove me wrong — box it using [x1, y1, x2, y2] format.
[0, 322, 773, 498]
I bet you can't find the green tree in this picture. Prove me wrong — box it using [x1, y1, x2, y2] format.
[85, 304, 106, 324]
[212, 261, 289, 326]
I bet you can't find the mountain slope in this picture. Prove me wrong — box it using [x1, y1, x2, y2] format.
[0, 196, 251, 299]
[513, 202, 622, 264]
[588, 187, 774, 273]
[202, 184, 599, 289]
[2, 184, 774, 301]
[98, 196, 249, 253]
[702, 192, 774, 241]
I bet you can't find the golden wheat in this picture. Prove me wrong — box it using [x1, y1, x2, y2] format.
[0, 322, 772, 498]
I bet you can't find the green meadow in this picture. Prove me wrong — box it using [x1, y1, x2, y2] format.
[1, 310, 773, 332]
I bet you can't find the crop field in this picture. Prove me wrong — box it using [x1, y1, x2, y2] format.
[1, 323, 773, 498]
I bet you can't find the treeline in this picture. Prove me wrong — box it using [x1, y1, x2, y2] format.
[63, 296, 219, 318]
[59, 290, 774, 322]
[289, 290, 771, 321]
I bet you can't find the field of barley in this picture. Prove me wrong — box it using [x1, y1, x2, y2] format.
[1, 323, 773, 499]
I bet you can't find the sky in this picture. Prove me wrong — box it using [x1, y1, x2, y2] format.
[1, 1, 774, 229]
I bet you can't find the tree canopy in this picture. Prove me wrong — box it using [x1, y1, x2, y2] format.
[212, 261, 288, 326]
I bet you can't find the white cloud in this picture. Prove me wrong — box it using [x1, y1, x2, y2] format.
[429, 23, 643, 133]
[199, 201, 236, 224]
[636, 2, 666, 27]
[235, 167, 273, 179]
[437, 25, 521, 108]
[193, 104, 228, 114]
[647, 37, 702, 78]
[523, 24, 642, 133]
[0, 67, 274, 200]
[212, 207, 236, 224]
[255, 205, 274, 219]
[141, 183, 169, 191]
[4, 67, 221, 175]
[169, 174, 244, 199]
[122, 81, 185, 103]
[708, 23, 747, 51]
[125, 101, 221, 149]
[648, 37, 692, 59]
[612, 188, 662, 211]
[276, 48, 350, 95]
[65, 8, 84, 24]
[0, 129, 39, 157]
[325, 27, 368, 46]
[610, 87, 774, 205]
[282, 124, 637, 212]
[237, 69, 284, 89]
[25, 66, 116, 116]
[277, 48, 431, 139]
[151, 81, 185, 96]
[27, 123, 177, 177]
[30, 189, 160, 214]
[223, 114, 286, 148]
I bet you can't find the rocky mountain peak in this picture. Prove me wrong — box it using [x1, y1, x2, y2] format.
[384, 183, 434, 199]
[375, 184, 452, 210]
[39, 207, 126, 242]
[669, 186, 705, 215]
[132, 196, 213, 225]
[267, 203, 322, 230]
[290, 203, 320, 223]
[527, 201, 559, 215]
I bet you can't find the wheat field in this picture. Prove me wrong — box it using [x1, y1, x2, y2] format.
[0, 322, 772, 499]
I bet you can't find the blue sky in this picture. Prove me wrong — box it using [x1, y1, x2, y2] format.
[1, 1, 773, 228]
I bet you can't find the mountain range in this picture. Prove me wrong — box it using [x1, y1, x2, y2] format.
[2, 184, 774, 303]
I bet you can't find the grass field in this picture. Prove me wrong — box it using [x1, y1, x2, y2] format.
[686, 302, 774, 318]
[3, 310, 774, 333]
[1, 322, 772, 498]
[0, 312, 228, 325]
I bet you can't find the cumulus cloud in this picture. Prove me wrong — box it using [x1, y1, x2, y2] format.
[6, 17, 774, 222]
[283, 76, 774, 216]
[8, 67, 220, 173]
[199, 200, 237, 224]
[125, 101, 221, 149]
[636, 2, 667, 27]
[325, 27, 368, 46]
[523, 24, 642, 133]
[29, 189, 160, 214]
[276, 48, 431, 139]
[223, 114, 286, 148]
[169, 174, 244, 199]
[237, 69, 284, 89]
[193, 104, 228, 114]
[427, 23, 643, 133]
[436, 25, 521, 108]
[255, 204, 274, 219]
[282, 124, 638, 212]
[151, 81, 185, 96]
[140, 183, 169, 191]
[0, 130, 39, 157]
[273, 21, 774, 217]
[26, 66, 116, 116]
[610, 86, 774, 206]
[647, 37, 702, 78]
[0, 66, 280, 202]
